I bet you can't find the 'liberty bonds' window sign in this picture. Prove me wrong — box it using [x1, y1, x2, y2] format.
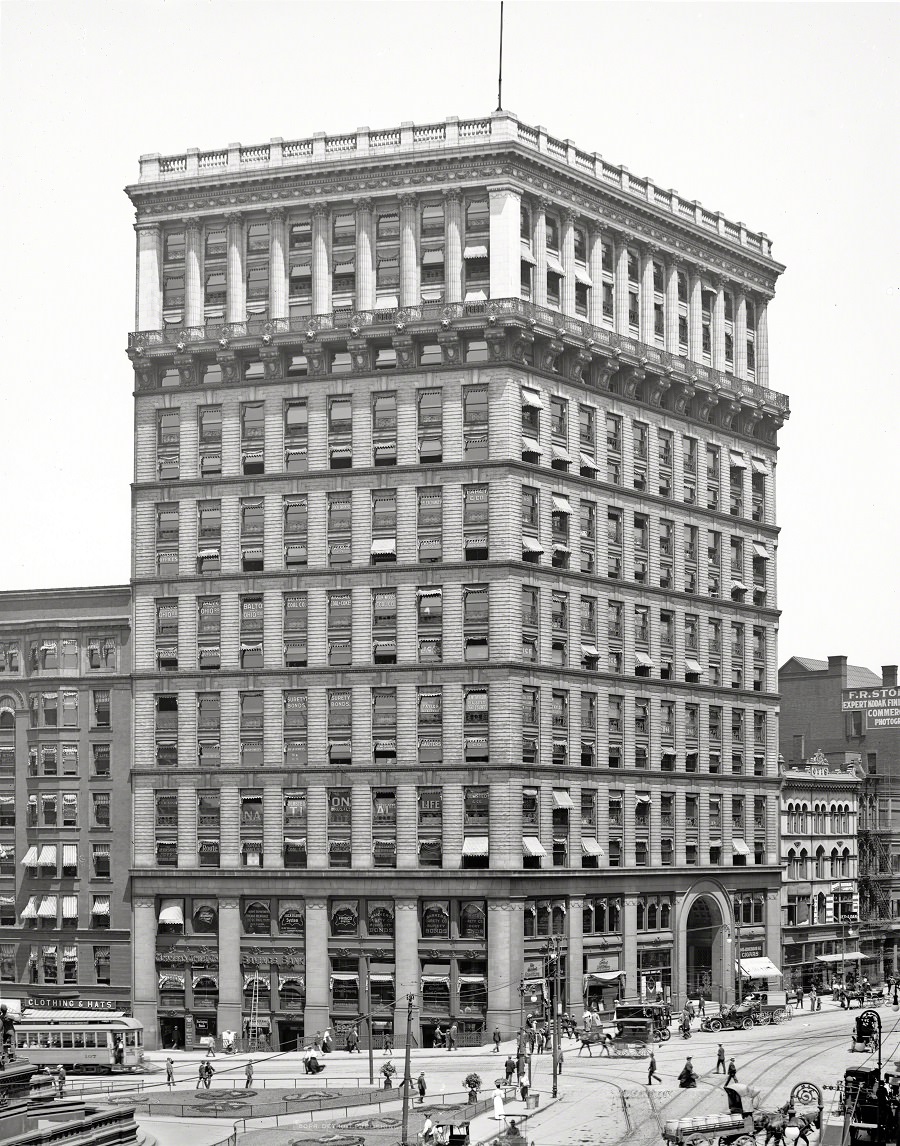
[331, 900, 358, 935]
[422, 901, 449, 938]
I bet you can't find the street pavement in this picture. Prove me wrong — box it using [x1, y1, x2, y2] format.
[68, 996, 900, 1144]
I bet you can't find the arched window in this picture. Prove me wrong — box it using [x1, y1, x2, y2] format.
[660, 902, 671, 929]
[608, 898, 621, 933]
[459, 902, 486, 939]
[551, 902, 566, 935]
[647, 902, 658, 931]
[830, 805, 839, 834]
[636, 901, 645, 930]
[545, 215, 559, 252]
[816, 892, 827, 923]
[279, 975, 305, 1008]
[799, 849, 808, 878]
[0, 699, 15, 730]
[787, 848, 798, 879]
[816, 847, 826, 879]
[243, 900, 270, 935]
[831, 848, 840, 879]
[243, 971, 270, 1005]
[753, 897, 764, 925]
[842, 848, 851, 878]
[524, 903, 537, 939]
[582, 902, 593, 936]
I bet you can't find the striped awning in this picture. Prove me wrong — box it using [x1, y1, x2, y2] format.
[461, 837, 489, 856]
[582, 837, 604, 857]
[20, 896, 40, 919]
[38, 895, 58, 919]
[62, 896, 78, 918]
[92, 896, 110, 917]
[38, 845, 57, 866]
[523, 837, 547, 858]
[21, 846, 38, 866]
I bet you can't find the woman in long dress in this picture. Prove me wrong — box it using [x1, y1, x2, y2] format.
[493, 1084, 507, 1127]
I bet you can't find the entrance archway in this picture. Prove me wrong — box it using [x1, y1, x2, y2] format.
[685, 897, 724, 1003]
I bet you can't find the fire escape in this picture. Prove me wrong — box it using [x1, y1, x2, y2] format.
[857, 777, 892, 924]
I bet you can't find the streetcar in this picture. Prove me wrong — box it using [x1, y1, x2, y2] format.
[13, 1014, 144, 1073]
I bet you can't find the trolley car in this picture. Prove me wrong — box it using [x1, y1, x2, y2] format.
[13, 1013, 144, 1073]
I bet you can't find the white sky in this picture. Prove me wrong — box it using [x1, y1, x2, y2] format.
[1, 0, 897, 673]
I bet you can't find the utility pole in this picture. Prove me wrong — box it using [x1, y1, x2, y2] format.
[400, 993, 414, 1146]
[735, 913, 743, 1005]
[363, 952, 374, 1086]
[544, 937, 562, 1099]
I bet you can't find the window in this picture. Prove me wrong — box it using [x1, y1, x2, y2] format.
[240, 402, 265, 474]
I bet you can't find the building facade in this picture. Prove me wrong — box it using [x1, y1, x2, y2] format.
[778, 749, 862, 992]
[0, 587, 132, 1012]
[126, 110, 789, 1050]
[780, 655, 900, 983]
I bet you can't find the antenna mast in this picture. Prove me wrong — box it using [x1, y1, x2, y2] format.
[496, 0, 504, 111]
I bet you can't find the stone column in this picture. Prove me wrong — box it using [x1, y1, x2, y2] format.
[184, 217, 203, 328]
[135, 222, 162, 331]
[756, 300, 769, 386]
[225, 212, 245, 324]
[622, 896, 639, 999]
[487, 901, 519, 1038]
[665, 261, 679, 354]
[588, 227, 604, 327]
[305, 898, 330, 1033]
[640, 248, 655, 345]
[712, 281, 726, 371]
[355, 198, 375, 311]
[352, 783, 373, 870]
[444, 189, 463, 304]
[488, 183, 522, 301]
[399, 194, 419, 308]
[393, 898, 420, 1037]
[132, 897, 160, 1048]
[735, 293, 748, 378]
[217, 897, 243, 1036]
[312, 204, 331, 315]
[268, 206, 288, 321]
[532, 200, 548, 308]
[561, 210, 576, 315]
[567, 898, 585, 1015]
[688, 272, 703, 362]
[615, 239, 630, 335]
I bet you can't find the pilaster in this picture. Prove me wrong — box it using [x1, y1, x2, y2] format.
[664, 261, 679, 354]
[615, 240, 630, 335]
[488, 184, 522, 300]
[688, 273, 703, 362]
[444, 189, 463, 304]
[735, 293, 748, 378]
[393, 898, 420, 1036]
[225, 212, 245, 324]
[355, 198, 375, 311]
[561, 210, 576, 315]
[486, 900, 520, 1037]
[640, 248, 655, 346]
[399, 194, 419, 308]
[567, 898, 585, 1016]
[532, 199, 548, 308]
[757, 301, 769, 387]
[136, 222, 162, 331]
[588, 227, 604, 327]
[268, 206, 288, 320]
[132, 897, 159, 1049]
[305, 897, 330, 1032]
[184, 217, 203, 327]
[712, 281, 726, 371]
[312, 204, 331, 315]
[217, 897, 242, 1035]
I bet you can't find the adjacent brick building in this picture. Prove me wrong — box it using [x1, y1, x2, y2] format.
[779, 655, 900, 983]
[0, 587, 132, 1012]
[125, 110, 790, 1049]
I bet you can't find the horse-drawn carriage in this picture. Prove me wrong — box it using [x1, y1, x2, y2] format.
[662, 1082, 822, 1146]
[577, 1017, 660, 1057]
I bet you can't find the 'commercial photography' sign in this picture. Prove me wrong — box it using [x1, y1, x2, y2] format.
[842, 687, 900, 730]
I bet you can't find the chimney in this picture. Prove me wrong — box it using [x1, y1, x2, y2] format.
[828, 655, 848, 681]
[883, 665, 898, 688]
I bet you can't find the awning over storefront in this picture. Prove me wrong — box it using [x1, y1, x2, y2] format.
[583, 971, 626, 988]
[817, 951, 865, 963]
[461, 837, 489, 856]
[737, 957, 782, 979]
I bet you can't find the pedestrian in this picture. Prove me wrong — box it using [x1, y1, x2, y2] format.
[504, 1054, 516, 1083]
[56, 1065, 66, 1097]
[697, 996, 706, 1017]
[205, 1035, 216, 1056]
[417, 1071, 427, 1104]
[493, 1083, 507, 1127]
[419, 1115, 436, 1145]
[809, 985, 817, 1013]
[647, 1051, 661, 1086]
[346, 1027, 359, 1053]
[600, 1032, 613, 1057]
[244, 1061, 253, 1088]
[322, 1028, 333, 1054]
[716, 1044, 726, 1074]
[493, 1026, 502, 1053]
[448, 1021, 458, 1051]
[726, 1058, 738, 1084]
[204, 1061, 215, 1089]
[313, 1031, 323, 1051]
[518, 1074, 529, 1103]
[166, 1057, 175, 1090]
[383, 1032, 394, 1055]
[678, 1057, 697, 1089]
[196, 1062, 206, 1089]
[556, 1046, 564, 1075]
[797, 986, 804, 1011]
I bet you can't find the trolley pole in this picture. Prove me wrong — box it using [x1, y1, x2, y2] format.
[400, 993, 414, 1146]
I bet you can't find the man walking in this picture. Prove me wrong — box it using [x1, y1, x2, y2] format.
[244, 1061, 253, 1088]
[447, 1021, 458, 1051]
[716, 1044, 726, 1073]
[166, 1058, 175, 1090]
[493, 1026, 502, 1053]
[647, 1051, 661, 1086]
[504, 1054, 516, 1083]
[726, 1058, 738, 1085]
[417, 1071, 427, 1104]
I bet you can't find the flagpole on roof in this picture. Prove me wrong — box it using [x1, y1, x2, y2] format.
[496, 0, 504, 111]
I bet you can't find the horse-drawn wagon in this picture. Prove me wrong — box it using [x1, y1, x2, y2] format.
[661, 1082, 822, 1146]
[577, 1016, 660, 1057]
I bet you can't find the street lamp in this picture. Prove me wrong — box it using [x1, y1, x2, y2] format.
[841, 913, 859, 991]
[541, 938, 563, 1099]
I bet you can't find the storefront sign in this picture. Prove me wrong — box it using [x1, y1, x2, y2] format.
[27, 996, 121, 1011]
[586, 954, 620, 972]
[156, 945, 218, 966]
[740, 943, 764, 958]
[842, 687, 900, 730]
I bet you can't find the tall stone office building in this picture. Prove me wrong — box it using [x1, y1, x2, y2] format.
[126, 111, 789, 1050]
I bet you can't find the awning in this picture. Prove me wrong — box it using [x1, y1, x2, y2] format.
[458, 974, 486, 987]
[61, 896, 78, 918]
[738, 957, 782, 979]
[522, 537, 544, 555]
[370, 973, 394, 983]
[371, 538, 397, 555]
[551, 494, 572, 514]
[582, 837, 604, 857]
[523, 837, 547, 858]
[417, 588, 442, 599]
[329, 973, 360, 985]
[583, 971, 626, 987]
[461, 837, 489, 856]
[278, 974, 305, 989]
[38, 895, 58, 919]
[521, 388, 544, 410]
[635, 794, 651, 807]
[636, 651, 653, 667]
[421, 975, 451, 986]
[752, 541, 769, 558]
[685, 658, 704, 675]
[553, 543, 570, 554]
[546, 255, 565, 275]
[817, 951, 865, 963]
[20, 896, 40, 919]
[522, 436, 543, 455]
[463, 244, 488, 259]
[158, 899, 184, 926]
[574, 266, 593, 286]
[551, 445, 572, 465]
[552, 790, 574, 810]
[582, 644, 600, 659]
[520, 246, 536, 265]
[732, 838, 750, 856]
[731, 580, 747, 592]
[283, 837, 307, 848]
[159, 973, 185, 990]
[580, 452, 598, 472]
[21, 846, 38, 866]
[38, 845, 57, 866]
[730, 450, 746, 468]
[422, 249, 444, 266]
[751, 457, 769, 474]
[464, 535, 487, 548]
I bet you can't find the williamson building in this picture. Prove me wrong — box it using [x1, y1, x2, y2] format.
[126, 110, 790, 1050]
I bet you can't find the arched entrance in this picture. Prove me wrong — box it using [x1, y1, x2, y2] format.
[684, 896, 729, 1005]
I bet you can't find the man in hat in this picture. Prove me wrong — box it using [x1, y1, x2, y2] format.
[726, 1057, 738, 1084]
